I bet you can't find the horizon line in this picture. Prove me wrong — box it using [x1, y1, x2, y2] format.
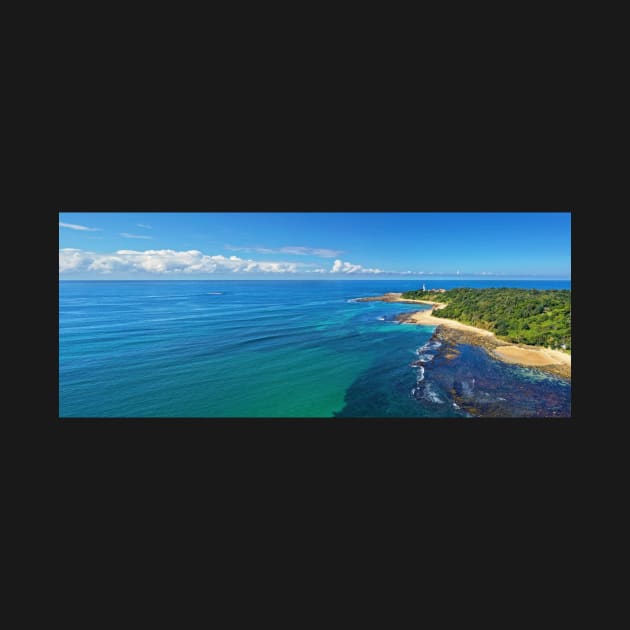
[58, 277, 572, 282]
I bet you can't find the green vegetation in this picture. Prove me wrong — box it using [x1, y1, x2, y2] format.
[401, 288, 571, 351]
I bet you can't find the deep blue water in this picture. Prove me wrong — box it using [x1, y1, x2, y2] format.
[59, 280, 571, 417]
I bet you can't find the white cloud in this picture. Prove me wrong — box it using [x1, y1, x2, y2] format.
[59, 248, 302, 275]
[331, 259, 383, 274]
[59, 248, 93, 272]
[136, 223, 152, 229]
[59, 222, 101, 232]
[120, 233, 153, 239]
[225, 245, 343, 258]
[59, 248, 449, 277]
[279, 246, 343, 258]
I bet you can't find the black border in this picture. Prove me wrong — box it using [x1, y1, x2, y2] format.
[55, 209, 573, 431]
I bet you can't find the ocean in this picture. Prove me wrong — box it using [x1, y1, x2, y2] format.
[59, 279, 571, 418]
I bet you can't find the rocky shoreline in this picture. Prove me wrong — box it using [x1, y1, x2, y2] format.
[396, 311, 571, 381]
[407, 325, 571, 417]
[357, 292, 571, 381]
[355, 293, 437, 305]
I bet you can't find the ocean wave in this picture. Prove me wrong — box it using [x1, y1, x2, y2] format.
[416, 353, 434, 362]
[377, 316, 385, 321]
[417, 340, 442, 354]
[416, 366, 425, 382]
[346, 298, 359, 303]
[423, 383, 444, 404]
[410, 381, 445, 404]
[207, 292, 224, 295]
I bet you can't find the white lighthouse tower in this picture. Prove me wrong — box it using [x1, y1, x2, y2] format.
[422, 283, 426, 292]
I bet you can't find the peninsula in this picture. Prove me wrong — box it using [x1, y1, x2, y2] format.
[357, 288, 571, 380]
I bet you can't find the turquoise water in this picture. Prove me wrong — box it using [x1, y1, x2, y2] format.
[59, 280, 571, 417]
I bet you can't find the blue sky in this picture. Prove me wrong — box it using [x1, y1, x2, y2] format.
[59, 212, 571, 279]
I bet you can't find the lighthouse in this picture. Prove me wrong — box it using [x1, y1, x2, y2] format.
[422, 283, 426, 292]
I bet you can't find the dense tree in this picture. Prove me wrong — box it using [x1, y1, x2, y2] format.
[401, 288, 571, 351]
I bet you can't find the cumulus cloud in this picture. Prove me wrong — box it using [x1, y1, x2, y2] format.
[59, 248, 446, 277]
[225, 245, 343, 258]
[330, 259, 383, 274]
[120, 233, 153, 239]
[59, 248, 93, 272]
[59, 222, 101, 232]
[59, 248, 302, 275]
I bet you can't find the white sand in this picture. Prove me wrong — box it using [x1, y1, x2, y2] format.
[370, 294, 571, 371]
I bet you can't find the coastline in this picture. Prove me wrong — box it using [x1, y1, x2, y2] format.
[357, 293, 571, 380]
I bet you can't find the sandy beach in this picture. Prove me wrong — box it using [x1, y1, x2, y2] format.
[357, 293, 571, 379]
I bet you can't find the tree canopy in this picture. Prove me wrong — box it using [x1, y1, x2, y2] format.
[401, 288, 571, 351]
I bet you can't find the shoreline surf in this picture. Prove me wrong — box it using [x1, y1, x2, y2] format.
[356, 293, 571, 380]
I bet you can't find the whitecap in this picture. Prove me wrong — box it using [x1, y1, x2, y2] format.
[417, 340, 442, 354]
[416, 366, 425, 382]
[416, 353, 434, 362]
[423, 384, 444, 404]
